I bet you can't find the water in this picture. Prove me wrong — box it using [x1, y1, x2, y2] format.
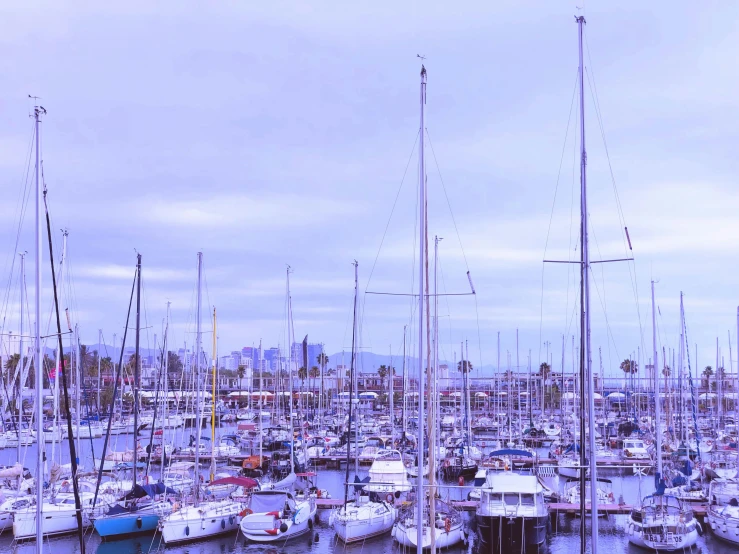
[0, 431, 733, 553]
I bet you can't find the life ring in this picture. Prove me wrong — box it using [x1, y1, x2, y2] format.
[608, 492, 615, 503]
[386, 493, 394, 504]
[317, 489, 322, 498]
[173, 502, 181, 512]
[444, 518, 451, 533]
[405, 461, 411, 468]
[239, 508, 253, 517]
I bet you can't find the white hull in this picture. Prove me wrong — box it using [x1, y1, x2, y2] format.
[159, 501, 243, 544]
[392, 520, 464, 549]
[14, 507, 90, 540]
[330, 501, 395, 543]
[240, 500, 316, 543]
[707, 507, 739, 545]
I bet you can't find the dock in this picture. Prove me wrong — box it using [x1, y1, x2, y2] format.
[447, 501, 708, 518]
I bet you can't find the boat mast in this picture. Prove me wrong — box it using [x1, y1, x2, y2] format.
[416, 63, 427, 554]
[211, 307, 217, 481]
[18, 252, 25, 461]
[163, 301, 170, 476]
[194, 252, 203, 505]
[343, 261, 358, 508]
[402, 325, 407, 438]
[259, 339, 263, 462]
[576, 14, 599, 552]
[97, 328, 102, 414]
[133, 253, 141, 488]
[286, 266, 295, 475]
[651, 281, 663, 481]
[33, 102, 44, 550]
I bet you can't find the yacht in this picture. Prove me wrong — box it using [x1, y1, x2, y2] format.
[627, 494, 700, 550]
[240, 490, 316, 542]
[364, 450, 412, 495]
[706, 480, 739, 545]
[475, 470, 548, 549]
[622, 438, 651, 461]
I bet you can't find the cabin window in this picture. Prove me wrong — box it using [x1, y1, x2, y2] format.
[486, 493, 502, 503]
[521, 494, 535, 506]
[503, 493, 519, 506]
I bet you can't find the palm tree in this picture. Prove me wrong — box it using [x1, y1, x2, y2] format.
[377, 364, 389, 397]
[309, 366, 320, 406]
[703, 365, 713, 391]
[717, 366, 726, 391]
[237, 364, 246, 406]
[457, 359, 473, 373]
[316, 352, 329, 406]
[620, 359, 638, 375]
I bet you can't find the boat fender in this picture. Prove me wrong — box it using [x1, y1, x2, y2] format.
[458, 476, 464, 486]
[185, 525, 190, 536]
[696, 522, 703, 536]
[280, 522, 289, 533]
[386, 493, 394, 504]
[221, 519, 226, 529]
[317, 489, 322, 498]
[173, 502, 180, 512]
[445, 518, 451, 533]
[229, 515, 234, 525]
[308, 518, 314, 530]
[136, 517, 142, 529]
[314, 532, 319, 542]
[395, 490, 401, 499]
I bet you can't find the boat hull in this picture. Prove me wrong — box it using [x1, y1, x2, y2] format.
[93, 513, 160, 539]
[392, 521, 464, 549]
[475, 513, 548, 549]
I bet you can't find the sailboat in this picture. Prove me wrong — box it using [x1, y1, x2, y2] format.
[241, 268, 317, 543]
[331, 262, 398, 543]
[391, 64, 464, 551]
[626, 287, 701, 550]
[158, 253, 246, 544]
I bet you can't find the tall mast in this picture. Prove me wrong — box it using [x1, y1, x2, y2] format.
[163, 301, 170, 477]
[97, 329, 102, 414]
[18, 252, 25, 461]
[576, 15, 599, 550]
[258, 339, 263, 462]
[416, 64, 427, 554]
[286, 267, 295, 475]
[389, 344, 394, 439]
[402, 325, 407, 437]
[133, 253, 141, 488]
[651, 281, 663, 480]
[194, 252, 203, 504]
[343, 261, 358, 508]
[211, 307, 217, 481]
[736, 307, 738, 469]
[429, 235, 440, 553]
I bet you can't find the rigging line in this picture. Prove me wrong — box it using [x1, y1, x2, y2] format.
[424, 130, 470, 272]
[364, 130, 419, 293]
[0, 122, 36, 331]
[583, 38, 646, 358]
[539, 68, 580, 367]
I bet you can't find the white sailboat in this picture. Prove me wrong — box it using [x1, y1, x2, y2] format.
[158, 253, 246, 544]
[331, 265, 398, 543]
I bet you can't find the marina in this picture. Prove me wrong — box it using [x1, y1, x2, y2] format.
[1, 3, 738, 554]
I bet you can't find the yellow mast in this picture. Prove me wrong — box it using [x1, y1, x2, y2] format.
[211, 307, 217, 481]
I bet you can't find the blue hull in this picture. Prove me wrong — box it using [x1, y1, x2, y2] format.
[94, 513, 160, 540]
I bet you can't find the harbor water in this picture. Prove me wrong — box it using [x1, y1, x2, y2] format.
[0, 426, 732, 554]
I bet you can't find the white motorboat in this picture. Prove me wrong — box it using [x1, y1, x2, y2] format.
[707, 481, 739, 545]
[475, 470, 548, 549]
[364, 450, 412, 494]
[622, 438, 651, 461]
[13, 491, 115, 540]
[562, 477, 614, 517]
[240, 490, 316, 542]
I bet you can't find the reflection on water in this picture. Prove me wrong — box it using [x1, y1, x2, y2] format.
[0, 431, 733, 554]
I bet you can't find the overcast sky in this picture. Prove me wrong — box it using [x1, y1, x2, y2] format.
[1, 2, 737, 377]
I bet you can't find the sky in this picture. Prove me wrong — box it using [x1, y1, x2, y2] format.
[0, 2, 738, 378]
